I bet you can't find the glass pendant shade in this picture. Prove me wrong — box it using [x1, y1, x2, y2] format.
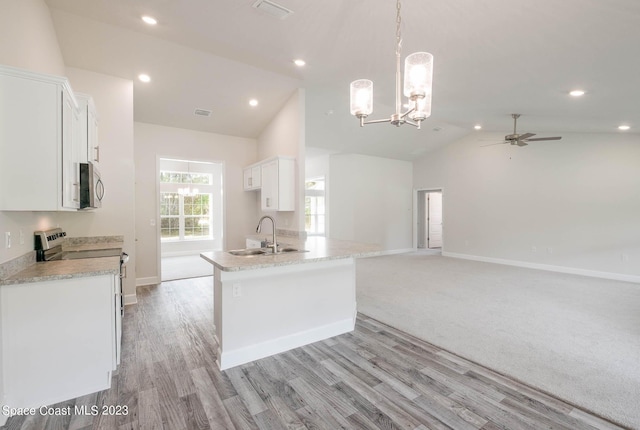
[403, 52, 433, 99]
[350, 79, 373, 117]
[409, 92, 432, 121]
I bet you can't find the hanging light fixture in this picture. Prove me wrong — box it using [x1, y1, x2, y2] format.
[350, 0, 433, 129]
[178, 162, 199, 197]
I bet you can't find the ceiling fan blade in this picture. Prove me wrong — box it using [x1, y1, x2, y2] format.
[518, 133, 535, 140]
[516, 141, 528, 147]
[525, 136, 562, 141]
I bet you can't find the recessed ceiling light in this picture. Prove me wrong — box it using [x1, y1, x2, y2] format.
[141, 16, 157, 25]
[138, 74, 151, 83]
[293, 59, 306, 67]
[569, 90, 585, 97]
[474, 124, 482, 130]
[249, 99, 259, 107]
[618, 125, 630, 131]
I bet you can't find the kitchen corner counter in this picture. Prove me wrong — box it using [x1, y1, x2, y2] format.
[200, 236, 381, 272]
[0, 256, 120, 286]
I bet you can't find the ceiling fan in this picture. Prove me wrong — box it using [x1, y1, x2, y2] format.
[484, 114, 562, 147]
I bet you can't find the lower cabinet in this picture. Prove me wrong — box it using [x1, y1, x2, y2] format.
[0, 274, 119, 409]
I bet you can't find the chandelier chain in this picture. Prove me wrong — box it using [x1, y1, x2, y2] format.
[396, 0, 402, 57]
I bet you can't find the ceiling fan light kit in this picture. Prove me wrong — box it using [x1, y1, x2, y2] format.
[349, 0, 433, 129]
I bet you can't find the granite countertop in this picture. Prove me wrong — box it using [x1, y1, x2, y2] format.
[63, 241, 124, 252]
[0, 238, 124, 286]
[201, 236, 381, 272]
[0, 256, 121, 285]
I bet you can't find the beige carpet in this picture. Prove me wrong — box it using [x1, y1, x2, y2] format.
[356, 253, 640, 429]
[161, 255, 213, 281]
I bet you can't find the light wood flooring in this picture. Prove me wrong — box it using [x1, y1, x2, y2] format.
[2, 277, 628, 430]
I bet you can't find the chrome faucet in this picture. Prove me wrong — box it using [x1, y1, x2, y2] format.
[256, 215, 278, 253]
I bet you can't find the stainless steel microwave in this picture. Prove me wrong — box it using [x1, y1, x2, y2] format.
[79, 162, 104, 209]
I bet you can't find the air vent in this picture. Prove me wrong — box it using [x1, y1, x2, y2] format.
[194, 108, 212, 117]
[252, 0, 294, 19]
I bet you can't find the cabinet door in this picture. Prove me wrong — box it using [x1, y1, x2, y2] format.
[243, 167, 253, 190]
[61, 88, 80, 209]
[88, 101, 100, 166]
[251, 165, 261, 188]
[261, 159, 279, 210]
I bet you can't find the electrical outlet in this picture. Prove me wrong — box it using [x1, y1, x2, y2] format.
[547, 247, 553, 254]
[150, 219, 156, 226]
[531, 246, 537, 253]
[622, 253, 629, 262]
[4, 232, 11, 249]
[232, 283, 242, 298]
[19, 229, 24, 245]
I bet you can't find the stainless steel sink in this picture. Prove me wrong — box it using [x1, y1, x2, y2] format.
[228, 248, 266, 256]
[280, 247, 309, 253]
[227, 247, 308, 256]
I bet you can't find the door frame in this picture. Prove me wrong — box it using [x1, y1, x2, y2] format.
[413, 187, 444, 250]
[155, 155, 227, 282]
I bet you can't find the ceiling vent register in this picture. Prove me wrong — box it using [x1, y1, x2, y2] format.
[252, 0, 294, 19]
[194, 108, 212, 117]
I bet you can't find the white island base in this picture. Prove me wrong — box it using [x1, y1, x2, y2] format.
[213, 258, 356, 370]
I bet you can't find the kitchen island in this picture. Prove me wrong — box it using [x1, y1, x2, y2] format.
[200, 236, 380, 370]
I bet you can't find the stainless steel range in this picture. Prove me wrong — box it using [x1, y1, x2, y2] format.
[34, 227, 128, 321]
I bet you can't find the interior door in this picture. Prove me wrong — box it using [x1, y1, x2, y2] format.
[428, 192, 443, 248]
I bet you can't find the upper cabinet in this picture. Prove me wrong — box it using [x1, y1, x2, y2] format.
[261, 156, 295, 211]
[0, 65, 82, 211]
[243, 163, 262, 191]
[75, 93, 100, 167]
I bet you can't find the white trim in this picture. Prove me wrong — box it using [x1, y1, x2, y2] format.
[443, 252, 640, 284]
[380, 248, 415, 256]
[217, 316, 355, 370]
[124, 293, 138, 305]
[135, 276, 159, 287]
[413, 187, 445, 250]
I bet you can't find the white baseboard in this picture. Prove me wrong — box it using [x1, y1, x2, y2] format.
[443, 252, 640, 283]
[124, 293, 137, 306]
[136, 276, 159, 287]
[218, 317, 355, 371]
[380, 248, 415, 256]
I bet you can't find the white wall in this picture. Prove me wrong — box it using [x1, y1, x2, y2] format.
[413, 132, 640, 279]
[0, 0, 65, 76]
[257, 89, 306, 233]
[134, 122, 258, 284]
[329, 153, 413, 252]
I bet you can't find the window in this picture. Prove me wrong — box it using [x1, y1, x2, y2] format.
[305, 177, 325, 236]
[160, 169, 213, 241]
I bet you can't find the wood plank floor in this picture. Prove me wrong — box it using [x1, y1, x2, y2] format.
[2, 277, 629, 430]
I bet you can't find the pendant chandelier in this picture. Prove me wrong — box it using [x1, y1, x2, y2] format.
[178, 162, 199, 197]
[349, 0, 433, 129]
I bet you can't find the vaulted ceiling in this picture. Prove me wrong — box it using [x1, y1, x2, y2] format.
[45, 0, 640, 160]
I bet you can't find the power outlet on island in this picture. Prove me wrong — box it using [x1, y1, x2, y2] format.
[232, 283, 242, 298]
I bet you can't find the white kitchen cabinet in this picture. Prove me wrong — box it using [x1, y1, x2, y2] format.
[261, 156, 295, 211]
[243, 163, 262, 190]
[75, 92, 100, 167]
[0, 274, 118, 409]
[0, 65, 80, 210]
